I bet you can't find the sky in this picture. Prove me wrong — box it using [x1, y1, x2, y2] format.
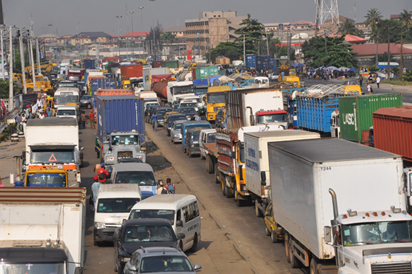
[3, 0, 411, 37]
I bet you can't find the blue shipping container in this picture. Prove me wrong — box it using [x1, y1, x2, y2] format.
[97, 95, 145, 143]
[84, 60, 95, 69]
[256, 55, 274, 70]
[273, 59, 279, 73]
[245, 54, 256, 68]
[92, 78, 117, 98]
[193, 79, 208, 86]
[296, 95, 339, 133]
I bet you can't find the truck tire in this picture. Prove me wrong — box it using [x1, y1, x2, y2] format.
[235, 192, 243, 207]
[271, 231, 278, 243]
[214, 163, 220, 184]
[265, 226, 271, 236]
[206, 156, 214, 174]
[310, 258, 318, 274]
[255, 201, 262, 217]
[74, 267, 83, 274]
[225, 177, 234, 198]
[285, 233, 291, 263]
[289, 238, 300, 268]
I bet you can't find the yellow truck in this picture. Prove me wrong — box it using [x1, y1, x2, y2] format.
[22, 168, 69, 187]
[341, 80, 361, 94]
[281, 75, 301, 88]
[206, 86, 231, 122]
[121, 80, 132, 90]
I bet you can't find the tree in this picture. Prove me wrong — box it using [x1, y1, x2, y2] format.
[301, 35, 357, 68]
[235, 14, 266, 54]
[277, 46, 287, 58]
[399, 9, 412, 76]
[377, 19, 402, 43]
[365, 8, 383, 43]
[0, 80, 22, 98]
[208, 42, 242, 61]
[339, 20, 364, 37]
[145, 22, 163, 52]
[290, 51, 296, 61]
[160, 32, 177, 44]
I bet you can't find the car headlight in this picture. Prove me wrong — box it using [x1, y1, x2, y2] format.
[95, 222, 106, 229]
[106, 156, 114, 161]
[120, 257, 130, 262]
[173, 134, 179, 137]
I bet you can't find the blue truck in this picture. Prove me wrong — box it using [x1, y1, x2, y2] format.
[256, 55, 274, 70]
[245, 54, 256, 68]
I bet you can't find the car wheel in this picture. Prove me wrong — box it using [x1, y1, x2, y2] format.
[271, 231, 278, 243]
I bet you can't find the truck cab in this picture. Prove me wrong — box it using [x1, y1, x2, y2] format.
[181, 121, 212, 153]
[206, 86, 230, 122]
[255, 110, 288, 128]
[166, 81, 194, 105]
[121, 80, 132, 90]
[22, 168, 69, 187]
[102, 130, 146, 168]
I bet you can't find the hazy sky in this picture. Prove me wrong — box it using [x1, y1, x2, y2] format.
[4, 0, 411, 37]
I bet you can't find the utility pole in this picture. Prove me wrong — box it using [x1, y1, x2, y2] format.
[149, 0, 156, 60]
[0, 26, 4, 80]
[8, 25, 13, 111]
[243, 34, 246, 65]
[128, 11, 135, 58]
[386, 27, 390, 80]
[36, 38, 40, 75]
[116, 15, 122, 57]
[19, 27, 27, 94]
[324, 30, 328, 65]
[30, 39, 36, 89]
[138, 7, 144, 59]
[266, 34, 269, 56]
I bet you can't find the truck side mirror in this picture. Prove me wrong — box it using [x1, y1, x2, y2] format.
[324, 226, 332, 244]
[261, 171, 266, 186]
[21, 151, 26, 160]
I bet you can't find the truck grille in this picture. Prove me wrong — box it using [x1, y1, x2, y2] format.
[118, 151, 133, 160]
[371, 262, 411, 274]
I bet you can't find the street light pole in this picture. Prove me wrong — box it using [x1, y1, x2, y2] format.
[116, 15, 122, 57]
[138, 7, 144, 59]
[0, 26, 4, 81]
[19, 27, 27, 94]
[128, 11, 135, 58]
[386, 27, 390, 80]
[149, 0, 156, 60]
[9, 25, 13, 111]
[243, 34, 245, 65]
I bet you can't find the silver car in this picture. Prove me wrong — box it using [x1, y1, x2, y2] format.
[80, 95, 92, 108]
[123, 246, 201, 274]
[170, 120, 186, 144]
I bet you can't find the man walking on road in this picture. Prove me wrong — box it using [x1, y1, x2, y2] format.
[97, 163, 109, 183]
[359, 74, 363, 86]
[151, 111, 158, 131]
[376, 76, 380, 89]
[89, 110, 96, 129]
[80, 111, 87, 129]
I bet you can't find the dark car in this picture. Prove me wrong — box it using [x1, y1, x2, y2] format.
[113, 218, 185, 273]
[185, 128, 202, 157]
[179, 107, 197, 120]
[79, 95, 92, 108]
[165, 114, 187, 136]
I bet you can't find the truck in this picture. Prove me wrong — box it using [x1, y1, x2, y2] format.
[83, 59, 95, 69]
[120, 64, 143, 81]
[24, 118, 82, 187]
[244, 130, 320, 218]
[18, 168, 69, 187]
[337, 94, 402, 143]
[245, 54, 256, 68]
[67, 68, 85, 82]
[0, 187, 86, 274]
[97, 95, 146, 167]
[226, 87, 287, 129]
[143, 68, 170, 91]
[54, 88, 80, 109]
[268, 138, 412, 273]
[206, 86, 230, 122]
[166, 81, 195, 105]
[91, 78, 116, 97]
[256, 55, 274, 70]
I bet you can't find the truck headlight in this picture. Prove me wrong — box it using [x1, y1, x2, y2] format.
[95, 222, 106, 229]
[195, 107, 199, 111]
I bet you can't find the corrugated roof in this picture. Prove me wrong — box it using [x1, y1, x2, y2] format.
[291, 20, 315, 26]
[374, 106, 412, 120]
[329, 34, 367, 43]
[74, 32, 112, 38]
[351, 43, 412, 56]
[120, 32, 150, 38]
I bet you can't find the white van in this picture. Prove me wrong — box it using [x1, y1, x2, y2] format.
[94, 184, 142, 245]
[127, 194, 201, 252]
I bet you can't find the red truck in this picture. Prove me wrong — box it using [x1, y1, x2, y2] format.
[68, 68, 85, 81]
[120, 65, 143, 80]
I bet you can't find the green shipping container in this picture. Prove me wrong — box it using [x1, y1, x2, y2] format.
[339, 94, 403, 143]
[195, 66, 219, 79]
[162, 60, 179, 69]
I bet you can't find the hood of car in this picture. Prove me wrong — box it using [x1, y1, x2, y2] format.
[122, 241, 178, 255]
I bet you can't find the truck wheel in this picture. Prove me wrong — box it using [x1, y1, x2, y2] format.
[255, 202, 262, 217]
[235, 192, 243, 207]
[206, 156, 214, 173]
[74, 267, 83, 274]
[310, 258, 318, 274]
[285, 233, 291, 263]
[214, 163, 219, 183]
[221, 180, 226, 196]
[271, 231, 278, 243]
[265, 226, 271, 236]
[225, 183, 233, 198]
[289, 238, 299, 268]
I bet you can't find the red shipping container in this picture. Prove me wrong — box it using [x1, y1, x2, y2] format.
[120, 65, 143, 80]
[152, 61, 162, 68]
[373, 106, 412, 162]
[97, 89, 135, 96]
[187, 50, 192, 61]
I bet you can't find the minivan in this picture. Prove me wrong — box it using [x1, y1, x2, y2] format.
[94, 184, 142, 245]
[127, 194, 201, 252]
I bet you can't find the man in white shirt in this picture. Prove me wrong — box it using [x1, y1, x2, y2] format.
[376, 76, 380, 89]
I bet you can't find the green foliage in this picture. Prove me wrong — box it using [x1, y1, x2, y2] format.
[369, 65, 379, 72]
[301, 35, 357, 68]
[146, 22, 163, 42]
[235, 14, 265, 54]
[160, 32, 177, 44]
[0, 80, 22, 98]
[339, 20, 365, 37]
[365, 8, 383, 43]
[376, 19, 402, 43]
[209, 42, 242, 61]
[277, 46, 287, 58]
[402, 69, 412, 82]
[290, 51, 296, 61]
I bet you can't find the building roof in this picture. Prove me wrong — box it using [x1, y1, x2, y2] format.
[291, 20, 315, 26]
[390, 14, 400, 20]
[74, 32, 112, 38]
[329, 34, 367, 44]
[120, 31, 150, 38]
[324, 15, 354, 24]
[38, 34, 58, 38]
[351, 43, 412, 56]
[163, 26, 185, 32]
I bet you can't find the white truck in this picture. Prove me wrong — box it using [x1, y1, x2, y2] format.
[244, 130, 320, 217]
[166, 81, 195, 105]
[226, 87, 288, 129]
[269, 138, 412, 273]
[54, 88, 80, 109]
[0, 187, 86, 274]
[24, 118, 83, 187]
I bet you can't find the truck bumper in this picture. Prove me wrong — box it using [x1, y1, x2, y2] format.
[207, 113, 216, 121]
[188, 147, 200, 155]
[94, 227, 117, 242]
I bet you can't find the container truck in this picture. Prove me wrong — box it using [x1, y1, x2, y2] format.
[193, 66, 219, 80]
[83, 59, 95, 69]
[24, 118, 82, 187]
[121, 64, 143, 80]
[338, 94, 402, 143]
[256, 55, 274, 70]
[166, 81, 194, 105]
[245, 54, 256, 68]
[91, 78, 116, 97]
[226, 87, 287, 129]
[244, 130, 320, 218]
[143, 68, 170, 90]
[97, 95, 146, 167]
[269, 138, 412, 273]
[67, 68, 85, 82]
[0, 187, 86, 274]
[206, 86, 231, 122]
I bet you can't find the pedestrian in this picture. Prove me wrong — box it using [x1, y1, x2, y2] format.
[367, 83, 371, 95]
[151, 111, 158, 131]
[91, 176, 102, 206]
[157, 180, 168, 194]
[89, 110, 96, 129]
[164, 178, 175, 194]
[80, 111, 87, 129]
[359, 74, 363, 86]
[46, 107, 53, 117]
[97, 163, 109, 183]
[376, 76, 380, 89]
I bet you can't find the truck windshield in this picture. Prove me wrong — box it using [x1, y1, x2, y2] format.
[180, 102, 196, 108]
[207, 133, 216, 143]
[31, 150, 75, 164]
[194, 87, 208, 95]
[57, 109, 76, 116]
[115, 171, 156, 186]
[26, 172, 67, 187]
[343, 221, 412, 246]
[173, 85, 193, 95]
[129, 209, 175, 224]
[111, 135, 139, 145]
[54, 95, 79, 105]
[191, 133, 200, 142]
[184, 124, 210, 135]
[207, 92, 225, 104]
[0, 263, 64, 274]
[97, 198, 140, 213]
[257, 113, 287, 124]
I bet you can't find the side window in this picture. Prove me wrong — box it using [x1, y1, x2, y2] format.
[194, 201, 200, 218]
[176, 209, 182, 221]
[183, 206, 188, 222]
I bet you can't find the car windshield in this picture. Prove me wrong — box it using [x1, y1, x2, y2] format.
[114, 171, 155, 186]
[111, 135, 139, 145]
[180, 102, 196, 108]
[168, 116, 186, 124]
[30, 150, 75, 164]
[0, 263, 65, 274]
[124, 225, 174, 243]
[172, 85, 193, 95]
[184, 124, 210, 134]
[140, 256, 193, 273]
[173, 123, 183, 130]
[129, 209, 175, 224]
[180, 107, 196, 113]
[81, 96, 91, 100]
[97, 198, 140, 213]
[157, 109, 172, 118]
[194, 87, 208, 95]
[206, 133, 216, 143]
[26, 173, 67, 187]
[57, 109, 76, 116]
[343, 221, 412, 246]
[257, 113, 287, 124]
[207, 92, 225, 104]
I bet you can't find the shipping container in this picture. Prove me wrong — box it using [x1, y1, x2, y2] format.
[152, 61, 163, 68]
[162, 60, 179, 69]
[97, 95, 145, 143]
[91, 78, 116, 97]
[256, 55, 274, 70]
[121, 64, 143, 80]
[339, 94, 402, 143]
[103, 57, 120, 63]
[195, 66, 219, 79]
[373, 106, 412, 162]
[84, 59, 95, 69]
[245, 54, 256, 68]
[96, 89, 135, 96]
[216, 57, 230, 65]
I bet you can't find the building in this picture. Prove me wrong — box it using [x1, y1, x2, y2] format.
[264, 20, 316, 43]
[72, 32, 114, 44]
[351, 43, 412, 67]
[185, 11, 247, 55]
[329, 34, 367, 44]
[324, 15, 354, 33]
[38, 34, 58, 42]
[163, 26, 185, 37]
[120, 31, 150, 42]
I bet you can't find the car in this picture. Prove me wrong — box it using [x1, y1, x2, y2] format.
[165, 114, 187, 136]
[170, 120, 186, 144]
[155, 107, 173, 127]
[179, 107, 197, 120]
[185, 128, 201, 157]
[123, 246, 202, 274]
[79, 95, 92, 108]
[113, 218, 185, 273]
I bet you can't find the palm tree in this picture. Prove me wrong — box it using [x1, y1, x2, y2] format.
[339, 20, 357, 35]
[399, 9, 412, 76]
[365, 8, 382, 64]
